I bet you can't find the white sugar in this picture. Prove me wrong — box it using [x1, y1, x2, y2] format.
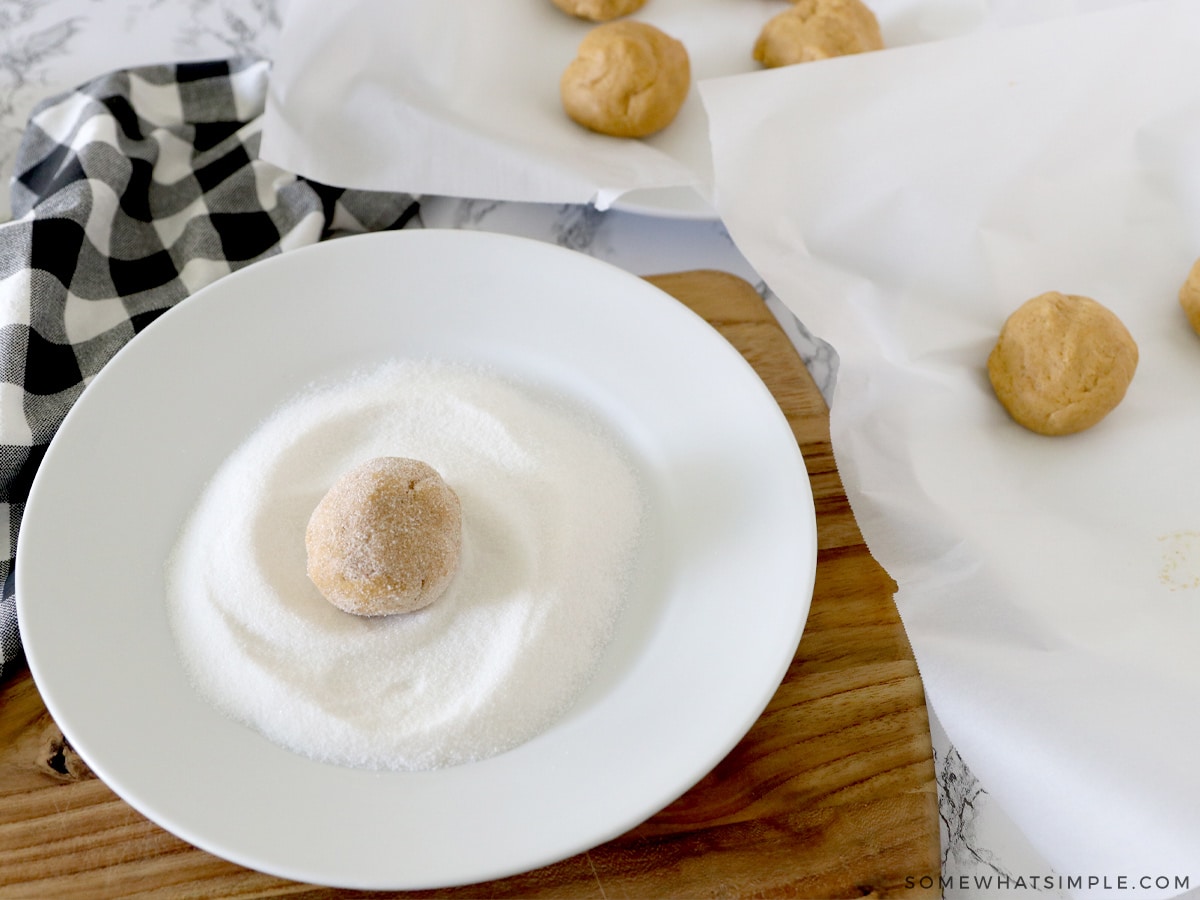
[164, 359, 644, 771]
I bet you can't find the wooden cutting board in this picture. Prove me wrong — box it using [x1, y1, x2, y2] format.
[0, 269, 940, 899]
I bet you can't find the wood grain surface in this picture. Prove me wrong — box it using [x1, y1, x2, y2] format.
[0, 269, 940, 899]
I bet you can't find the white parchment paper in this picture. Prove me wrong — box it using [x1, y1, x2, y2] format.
[702, 1, 1200, 894]
[258, 0, 1148, 214]
[259, 0, 787, 211]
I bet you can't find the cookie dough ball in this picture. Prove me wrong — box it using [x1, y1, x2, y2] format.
[987, 292, 1138, 436]
[1179, 257, 1200, 335]
[754, 0, 884, 68]
[560, 20, 690, 138]
[306, 457, 462, 616]
[550, 0, 646, 21]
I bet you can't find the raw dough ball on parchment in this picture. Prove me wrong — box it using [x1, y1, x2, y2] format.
[560, 20, 690, 138]
[551, 0, 647, 22]
[987, 291, 1138, 436]
[754, 0, 884, 68]
[305, 457, 462, 616]
[1178, 257, 1200, 335]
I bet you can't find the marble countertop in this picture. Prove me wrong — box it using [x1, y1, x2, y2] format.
[0, 1, 1081, 895]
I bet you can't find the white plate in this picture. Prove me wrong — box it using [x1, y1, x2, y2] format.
[17, 229, 816, 890]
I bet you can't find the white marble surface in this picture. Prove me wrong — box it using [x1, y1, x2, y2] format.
[0, 0, 1111, 895]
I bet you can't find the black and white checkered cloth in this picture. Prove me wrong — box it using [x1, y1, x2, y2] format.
[0, 58, 418, 681]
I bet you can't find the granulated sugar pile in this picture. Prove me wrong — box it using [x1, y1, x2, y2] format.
[164, 359, 645, 771]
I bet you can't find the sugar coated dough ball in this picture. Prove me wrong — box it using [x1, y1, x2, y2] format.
[987, 292, 1138, 436]
[305, 457, 462, 616]
[1179, 257, 1200, 335]
[550, 0, 647, 21]
[754, 0, 884, 68]
[560, 21, 690, 138]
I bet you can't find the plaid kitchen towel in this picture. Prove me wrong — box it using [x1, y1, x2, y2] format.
[0, 58, 418, 681]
